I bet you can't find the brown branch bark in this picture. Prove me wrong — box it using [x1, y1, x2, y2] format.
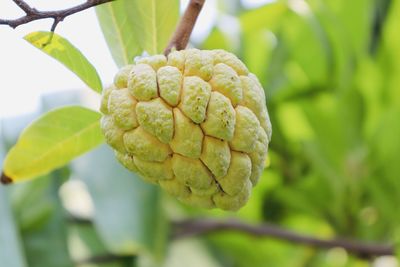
[164, 0, 206, 55]
[172, 219, 394, 258]
[66, 216, 395, 258]
[0, 0, 115, 32]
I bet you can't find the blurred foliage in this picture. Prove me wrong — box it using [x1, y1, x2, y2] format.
[1, 0, 400, 266]
[199, 0, 400, 266]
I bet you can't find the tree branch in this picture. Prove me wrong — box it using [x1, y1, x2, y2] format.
[66, 215, 395, 258]
[164, 0, 206, 55]
[0, 0, 115, 32]
[172, 219, 394, 258]
[12, 0, 34, 14]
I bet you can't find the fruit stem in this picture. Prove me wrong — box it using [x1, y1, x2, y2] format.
[0, 172, 12, 185]
[164, 0, 206, 55]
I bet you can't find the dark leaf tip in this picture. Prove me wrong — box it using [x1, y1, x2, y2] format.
[1, 172, 13, 185]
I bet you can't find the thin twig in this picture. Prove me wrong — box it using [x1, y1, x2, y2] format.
[0, 0, 115, 32]
[164, 0, 206, 55]
[172, 219, 394, 258]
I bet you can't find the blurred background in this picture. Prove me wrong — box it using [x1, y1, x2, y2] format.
[1, 0, 400, 266]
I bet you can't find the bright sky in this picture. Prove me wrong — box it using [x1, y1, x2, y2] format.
[0, 0, 271, 118]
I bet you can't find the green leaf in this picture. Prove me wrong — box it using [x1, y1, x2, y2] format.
[3, 106, 104, 183]
[308, 0, 354, 90]
[240, 2, 288, 33]
[281, 10, 331, 88]
[24, 31, 103, 93]
[73, 145, 168, 261]
[379, 0, 400, 106]
[322, 0, 373, 57]
[202, 27, 234, 52]
[96, 0, 179, 67]
[242, 29, 275, 87]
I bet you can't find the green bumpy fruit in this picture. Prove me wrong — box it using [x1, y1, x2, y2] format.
[100, 49, 272, 211]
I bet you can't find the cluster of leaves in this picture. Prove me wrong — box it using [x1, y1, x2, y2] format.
[199, 0, 400, 266]
[1, 0, 400, 266]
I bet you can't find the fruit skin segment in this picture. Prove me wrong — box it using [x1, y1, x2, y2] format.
[100, 49, 272, 211]
[200, 92, 236, 141]
[179, 76, 211, 124]
[170, 108, 203, 159]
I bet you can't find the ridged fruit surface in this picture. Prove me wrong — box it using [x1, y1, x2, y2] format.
[100, 49, 272, 211]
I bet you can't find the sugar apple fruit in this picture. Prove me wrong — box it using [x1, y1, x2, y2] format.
[100, 49, 272, 211]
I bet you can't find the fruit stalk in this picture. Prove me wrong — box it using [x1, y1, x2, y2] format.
[164, 0, 206, 55]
